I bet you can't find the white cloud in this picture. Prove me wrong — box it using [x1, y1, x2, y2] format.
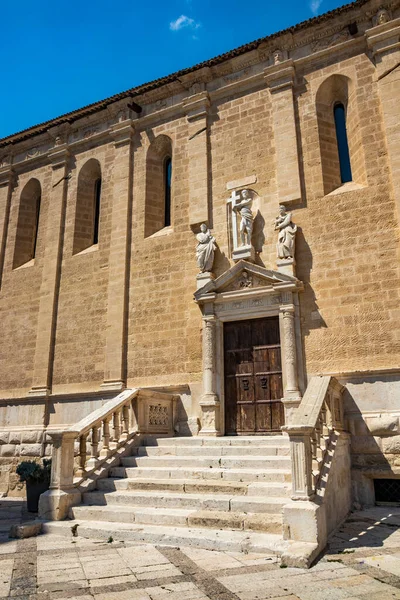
[169, 14, 200, 32]
[310, 0, 322, 14]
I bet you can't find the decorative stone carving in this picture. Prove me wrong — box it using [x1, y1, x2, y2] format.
[26, 147, 39, 159]
[273, 49, 284, 64]
[275, 205, 297, 260]
[148, 404, 169, 427]
[238, 272, 252, 288]
[374, 8, 391, 26]
[196, 224, 217, 273]
[311, 29, 351, 52]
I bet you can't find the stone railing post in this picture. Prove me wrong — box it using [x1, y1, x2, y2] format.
[287, 428, 314, 501]
[38, 430, 81, 520]
[199, 315, 221, 436]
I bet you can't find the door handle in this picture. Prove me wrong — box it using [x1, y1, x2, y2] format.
[261, 377, 268, 389]
[242, 379, 250, 391]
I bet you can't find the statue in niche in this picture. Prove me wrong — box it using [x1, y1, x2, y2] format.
[234, 189, 254, 247]
[375, 8, 391, 25]
[196, 224, 217, 273]
[275, 205, 297, 259]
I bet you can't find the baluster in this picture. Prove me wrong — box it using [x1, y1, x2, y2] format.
[76, 433, 88, 477]
[87, 425, 100, 468]
[121, 404, 130, 440]
[111, 409, 121, 447]
[100, 416, 111, 457]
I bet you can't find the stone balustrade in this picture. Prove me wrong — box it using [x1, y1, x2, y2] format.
[283, 375, 345, 501]
[281, 376, 351, 567]
[39, 388, 177, 520]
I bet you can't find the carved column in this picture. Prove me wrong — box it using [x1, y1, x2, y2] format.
[287, 429, 314, 500]
[366, 18, 400, 224]
[265, 62, 302, 206]
[183, 92, 211, 228]
[0, 162, 15, 289]
[281, 305, 301, 423]
[101, 120, 135, 391]
[29, 146, 70, 397]
[199, 314, 221, 436]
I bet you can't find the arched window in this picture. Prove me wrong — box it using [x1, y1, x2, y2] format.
[316, 75, 365, 195]
[164, 157, 172, 228]
[73, 159, 102, 254]
[145, 135, 173, 237]
[13, 178, 41, 269]
[333, 103, 352, 184]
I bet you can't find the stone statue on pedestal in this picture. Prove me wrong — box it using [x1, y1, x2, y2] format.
[275, 205, 297, 260]
[234, 189, 254, 247]
[196, 224, 217, 273]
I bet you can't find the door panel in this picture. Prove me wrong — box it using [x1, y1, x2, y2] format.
[224, 317, 284, 434]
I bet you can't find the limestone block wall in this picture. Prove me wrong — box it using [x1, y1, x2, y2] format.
[0, 0, 399, 499]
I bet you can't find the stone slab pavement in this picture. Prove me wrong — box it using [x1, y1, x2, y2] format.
[0, 500, 400, 599]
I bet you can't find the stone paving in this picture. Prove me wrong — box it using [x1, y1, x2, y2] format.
[1, 499, 400, 599]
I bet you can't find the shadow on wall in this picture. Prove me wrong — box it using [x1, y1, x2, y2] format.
[343, 384, 399, 508]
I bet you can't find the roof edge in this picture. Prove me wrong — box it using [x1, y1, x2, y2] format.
[0, 0, 370, 148]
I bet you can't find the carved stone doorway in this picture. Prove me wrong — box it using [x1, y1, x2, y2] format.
[224, 317, 284, 434]
[194, 261, 304, 436]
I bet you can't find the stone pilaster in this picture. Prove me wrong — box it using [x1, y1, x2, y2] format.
[183, 92, 211, 228]
[265, 62, 302, 206]
[281, 305, 301, 422]
[29, 147, 70, 397]
[200, 314, 221, 436]
[101, 121, 135, 392]
[0, 162, 15, 289]
[366, 18, 400, 224]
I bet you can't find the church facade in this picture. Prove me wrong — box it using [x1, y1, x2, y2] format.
[0, 0, 399, 516]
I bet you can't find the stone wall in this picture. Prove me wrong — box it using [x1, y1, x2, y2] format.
[0, 0, 399, 496]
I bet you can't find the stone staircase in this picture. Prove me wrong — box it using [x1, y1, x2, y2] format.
[46, 435, 294, 553]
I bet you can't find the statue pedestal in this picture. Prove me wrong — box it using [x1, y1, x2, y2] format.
[232, 245, 255, 263]
[277, 257, 296, 277]
[196, 272, 215, 290]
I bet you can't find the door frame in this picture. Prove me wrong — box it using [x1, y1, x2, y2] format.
[194, 261, 305, 436]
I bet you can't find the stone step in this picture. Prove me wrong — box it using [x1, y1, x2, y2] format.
[82, 490, 287, 514]
[143, 436, 289, 447]
[132, 445, 290, 457]
[122, 466, 291, 483]
[43, 519, 290, 554]
[69, 505, 282, 533]
[122, 456, 291, 470]
[97, 478, 249, 495]
[97, 478, 291, 497]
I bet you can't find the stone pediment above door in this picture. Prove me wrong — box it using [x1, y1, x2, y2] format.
[194, 260, 302, 302]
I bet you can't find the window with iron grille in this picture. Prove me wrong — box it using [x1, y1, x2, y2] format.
[374, 479, 400, 505]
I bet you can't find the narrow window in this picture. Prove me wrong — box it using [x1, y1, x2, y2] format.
[334, 103, 352, 184]
[32, 193, 41, 258]
[164, 157, 172, 227]
[93, 178, 101, 245]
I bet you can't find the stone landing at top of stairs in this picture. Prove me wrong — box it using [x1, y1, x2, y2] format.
[46, 436, 294, 555]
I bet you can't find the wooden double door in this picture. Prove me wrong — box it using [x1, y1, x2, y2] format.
[224, 316, 284, 434]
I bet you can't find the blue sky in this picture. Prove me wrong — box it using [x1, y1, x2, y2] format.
[1, 0, 350, 139]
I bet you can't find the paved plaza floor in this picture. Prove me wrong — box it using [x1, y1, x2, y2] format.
[1, 499, 400, 600]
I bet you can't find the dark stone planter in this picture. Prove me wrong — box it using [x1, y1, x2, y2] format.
[26, 480, 49, 513]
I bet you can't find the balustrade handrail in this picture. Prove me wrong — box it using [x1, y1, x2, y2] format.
[44, 387, 178, 503]
[283, 375, 345, 501]
[68, 388, 140, 437]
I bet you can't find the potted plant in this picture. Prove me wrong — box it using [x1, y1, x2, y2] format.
[16, 459, 51, 513]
